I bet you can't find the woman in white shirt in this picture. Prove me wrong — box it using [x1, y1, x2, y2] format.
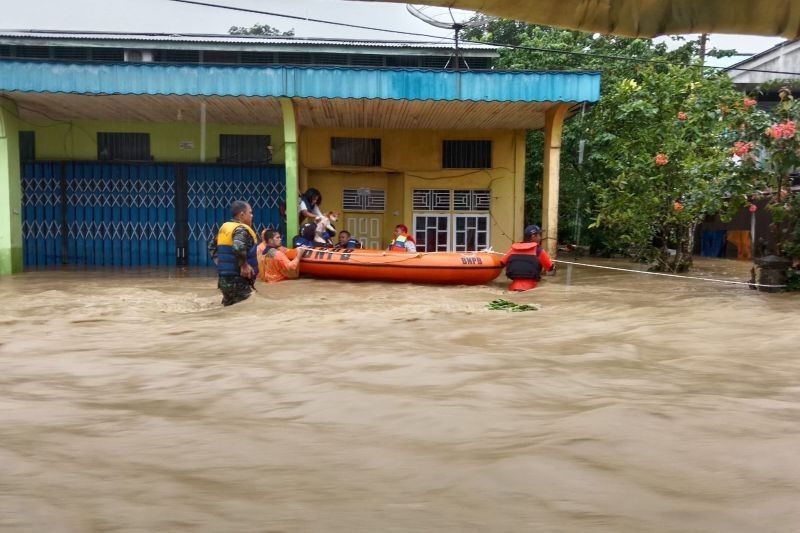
[298, 188, 323, 223]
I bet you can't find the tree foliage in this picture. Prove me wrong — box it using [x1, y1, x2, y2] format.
[734, 88, 800, 261]
[229, 23, 294, 36]
[463, 18, 749, 271]
[586, 68, 752, 271]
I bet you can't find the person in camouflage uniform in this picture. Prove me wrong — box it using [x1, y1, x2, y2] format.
[208, 201, 259, 306]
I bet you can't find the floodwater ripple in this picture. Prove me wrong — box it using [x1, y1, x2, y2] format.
[0, 258, 798, 532]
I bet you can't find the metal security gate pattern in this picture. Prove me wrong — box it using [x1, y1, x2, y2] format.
[187, 165, 285, 267]
[21, 162, 285, 268]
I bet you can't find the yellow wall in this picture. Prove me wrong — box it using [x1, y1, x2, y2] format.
[20, 118, 524, 251]
[299, 127, 523, 250]
[19, 119, 285, 164]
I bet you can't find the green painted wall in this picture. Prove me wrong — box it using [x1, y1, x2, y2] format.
[0, 98, 23, 275]
[18, 118, 285, 164]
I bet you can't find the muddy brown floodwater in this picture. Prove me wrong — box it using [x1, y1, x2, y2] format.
[0, 257, 798, 532]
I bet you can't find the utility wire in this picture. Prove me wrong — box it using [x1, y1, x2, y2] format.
[167, 0, 800, 77]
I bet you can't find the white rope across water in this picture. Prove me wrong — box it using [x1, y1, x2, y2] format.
[553, 258, 787, 289]
[297, 247, 787, 288]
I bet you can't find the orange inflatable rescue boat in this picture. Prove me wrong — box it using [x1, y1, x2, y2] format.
[285, 247, 503, 285]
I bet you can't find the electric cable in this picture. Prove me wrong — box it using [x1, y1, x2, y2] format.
[166, 0, 800, 77]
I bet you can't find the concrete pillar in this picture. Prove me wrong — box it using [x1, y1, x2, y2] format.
[280, 98, 299, 240]
[513, 129, 527, 244]
[542, 104, 569, 257]
[0, 98, 23, 275]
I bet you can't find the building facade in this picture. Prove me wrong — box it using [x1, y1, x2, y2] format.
[0, 30, 600, 274]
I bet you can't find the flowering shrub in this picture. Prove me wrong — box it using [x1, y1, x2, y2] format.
[766, 120, 796, 139]
[734, 87, 800, 261]
[586, 65, 754, 272]
[732, 141, 754, 157]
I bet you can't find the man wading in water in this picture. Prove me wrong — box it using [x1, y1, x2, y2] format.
[501, 224, 556, 291]
[208, 201, 259, 306]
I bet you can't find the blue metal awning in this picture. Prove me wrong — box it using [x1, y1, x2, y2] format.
[0, 60, 599, 103]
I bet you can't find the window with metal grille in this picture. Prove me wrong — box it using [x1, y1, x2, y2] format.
[331, 137, 381, 167]
[314, 53, 347, 65]
[218, 134, 272, 164]
[466, 57, 493, 69]
[413, 189, 452, 211]
[54, 47, 89, 60]
[414, 215, 450, 252]
[412, 189, 491, 251]
[160, 50, 200, 63]
[453, 214, 490, 251]
[278, 52, 312, 65]
[91, 48, 124, 62]
[19, 131, 35, 161]
[386, 55, 420, 67]
[453, 189, 491, 211]
[0, 45, 11, 57]
[421, 56, 448, 68]
[342, 188, 386, 212]
[350, 54, 384, 67]
[241, 51, 275, 64]
[443, 140, 492, 168]
[97, 132, 151, 161]
[204, 50, 239, 64]
[16, 46, 50, 59]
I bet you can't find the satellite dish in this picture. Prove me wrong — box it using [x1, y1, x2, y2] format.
[406, 4, 489, 70]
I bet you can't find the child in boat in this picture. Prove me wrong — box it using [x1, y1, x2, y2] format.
[387, 224, 416, 253]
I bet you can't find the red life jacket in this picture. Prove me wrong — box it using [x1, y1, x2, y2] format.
[505, 242, 543, 280]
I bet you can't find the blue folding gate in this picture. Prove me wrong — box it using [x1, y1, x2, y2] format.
[186, 165, 285, 267]
[21, 162, 64, 267]
[21, 162, 285, 268]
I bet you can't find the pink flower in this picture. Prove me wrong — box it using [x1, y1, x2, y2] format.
[732, 141, 754, 156]
[748, 204, 758, 213]
[768, 124, 783, 139]
[654, 153, 669, 166]
[677, 111, 687, 121]
[743, 98, 757, 109]
[767, 121, 797, 139]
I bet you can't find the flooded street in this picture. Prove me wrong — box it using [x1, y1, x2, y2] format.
[0, 258, 798, 532]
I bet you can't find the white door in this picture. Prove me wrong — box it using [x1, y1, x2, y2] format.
[347, 215, 382, 249]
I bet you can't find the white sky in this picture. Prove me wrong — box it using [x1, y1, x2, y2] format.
[1, 0, 785, 67]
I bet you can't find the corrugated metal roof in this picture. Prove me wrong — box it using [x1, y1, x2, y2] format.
[0, 29, 497, 51]
[0, 60, 600, 103]
[6, 92, 568, 129]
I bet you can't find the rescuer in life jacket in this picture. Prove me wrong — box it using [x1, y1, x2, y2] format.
[292, 222, 319, 249]
[258, 229, 300, 284]
[501, 224, 556, 291]
[387, 224, 417, 253]
[208, 200, 259, 306]
[334, 230, 362, 251]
